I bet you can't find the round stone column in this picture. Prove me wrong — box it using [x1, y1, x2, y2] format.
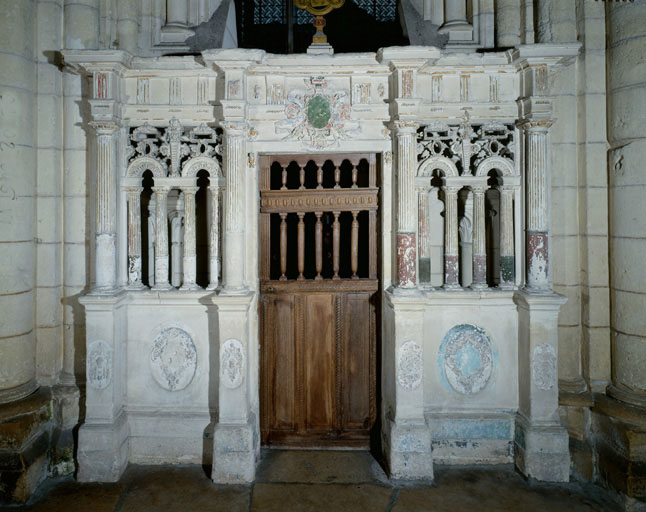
[0, 0, 38, 404]
[606, 1, 646, 408]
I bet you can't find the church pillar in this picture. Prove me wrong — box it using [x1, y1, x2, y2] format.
[394, 120, 418, 290]
[606, 1, 646, 411]
[221, 122, 247, 293]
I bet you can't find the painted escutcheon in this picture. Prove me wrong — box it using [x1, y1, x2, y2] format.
[439, 324, 494, 395]
[306, 95, 331, 129]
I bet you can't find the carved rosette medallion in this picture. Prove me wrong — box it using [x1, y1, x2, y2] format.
[150, 327, 197, 392]
[397, 341, 423, 390]
[439, 324, 494, 395]
[87, 340, 112, 390]
[220, 339, 244, 389]
[275, 76, 359, 149]
[532, 343, 557, 391]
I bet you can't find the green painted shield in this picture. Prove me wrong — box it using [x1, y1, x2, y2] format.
[307, 95, 331, 129]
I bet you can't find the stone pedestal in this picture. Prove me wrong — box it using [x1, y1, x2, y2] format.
[77, 293, 128, 482]
[514, 291, 569, 482]
[382, 292, 433, 480]
[211, 294, 258, 484]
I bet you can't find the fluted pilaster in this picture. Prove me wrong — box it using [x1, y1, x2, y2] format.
[152, 186, 172, 290]
[443, 185, 460, 288]
[471, 186, 487, 289]
[126, 187, 144, 288]
[180, 186, 199, 290]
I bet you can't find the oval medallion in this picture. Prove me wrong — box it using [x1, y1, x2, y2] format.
[150, 327, 197, 391]
[220, 339, 244, 389]
[87, 340, 112, 390]
[398, 341, 423, 390]
[306, 95, 331, 129]
[439, 324, 494, 395]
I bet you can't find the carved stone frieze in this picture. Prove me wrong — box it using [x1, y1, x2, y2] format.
[398, 341, 423, 390]
[439, 324, 494, 395]
[220, 339, 244, 389]
[126, 120, 222, 178]
[532, 343, 557, 391]
[87, 340, 112, 390]
[275, 76, 360, 149]
[417, 112, 515, 176]
[150, 327, 197, 391]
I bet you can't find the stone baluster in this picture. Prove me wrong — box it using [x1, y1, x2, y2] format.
[222, 122, 247, 292]
[126, 187, 144, 288]
[471, 185, 488, 289]
[395, 120, 419, 289]
[181, 186, 199, 290]
[206, 186, 221, 290]
[152, 186, 172, 290]
[523, 120, 552, 291]
[442, 185, 460, 289]
[499, 185, 515, 288]
[91, 121, 119, 292]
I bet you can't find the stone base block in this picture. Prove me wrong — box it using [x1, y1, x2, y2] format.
[77, 411, 129, 482]
[592, 400, 646, 506]
[211, 422, 256, 484]
[0, 388, 52, 504]
[384, 420, 433, 480]
[515, 417, 570, 482]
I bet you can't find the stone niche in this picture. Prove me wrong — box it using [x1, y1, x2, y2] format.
[62, 42, 579, 484]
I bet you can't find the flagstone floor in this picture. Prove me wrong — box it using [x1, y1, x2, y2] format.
[3, 450, 623, 511]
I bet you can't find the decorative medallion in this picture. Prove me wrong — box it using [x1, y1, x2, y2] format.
[532, 343, 557, 391]
[87, 340, 112, 390]
[439, 324, 494, 395]
[150, 327, 197, 391]
[275, 76, 359, 149]
[220, 339, 244, 389]
[398, 341, 423, 390]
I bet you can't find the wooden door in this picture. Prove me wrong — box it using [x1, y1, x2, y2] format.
[259, 154, 379, 447]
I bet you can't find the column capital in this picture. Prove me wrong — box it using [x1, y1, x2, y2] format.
[392, 120, 419, 134]
[518, 118, 553, 131]
[181, 185, 199, 194]
[90, 120, 119, 135]
[151, 185, 171, 194]
[222, 121, 249, 138]
[442, 184, 460, 194]
[125, 186, 143, 195]
[469, 185, 488, 194]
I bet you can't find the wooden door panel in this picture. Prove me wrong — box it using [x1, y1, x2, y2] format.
[266, 295, 297, 432]
[342, 293, 372, 431]
[303, 294, 335, 431]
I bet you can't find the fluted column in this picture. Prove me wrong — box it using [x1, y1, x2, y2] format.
[181, 186, 199, 290]
[126, 187, 144, 288]
[499, 185, 515, 288]
[471, 185, 488, 289]
[222, 122, 247, 292]
[523, 120, 552, 291]
[395, 120, 418, 289]
[443, 185, 460, 289]
[206, 186, 221, 290]
[91, 121, 119, 292]
[152, 186, 172, 290]
[418, 189, 431, 286]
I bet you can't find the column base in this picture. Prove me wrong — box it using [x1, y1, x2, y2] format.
[514, 414, 570, 482]
[219, 286, 250, 296]
[151, 283, 173, 291]
[211, 421, 257, 484]
[383, 419, 433, 481]
[607, 384, 646, 409]
[179, 283, 200, 291]
[77, 411, 129, 482]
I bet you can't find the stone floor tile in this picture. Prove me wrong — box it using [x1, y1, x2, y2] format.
[256, 449, 388, 484]
[392, 467, 621, 512]
[251, 483, 393, 512]
[116, 465, 249, 512]
[20, 480, 125, 512]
